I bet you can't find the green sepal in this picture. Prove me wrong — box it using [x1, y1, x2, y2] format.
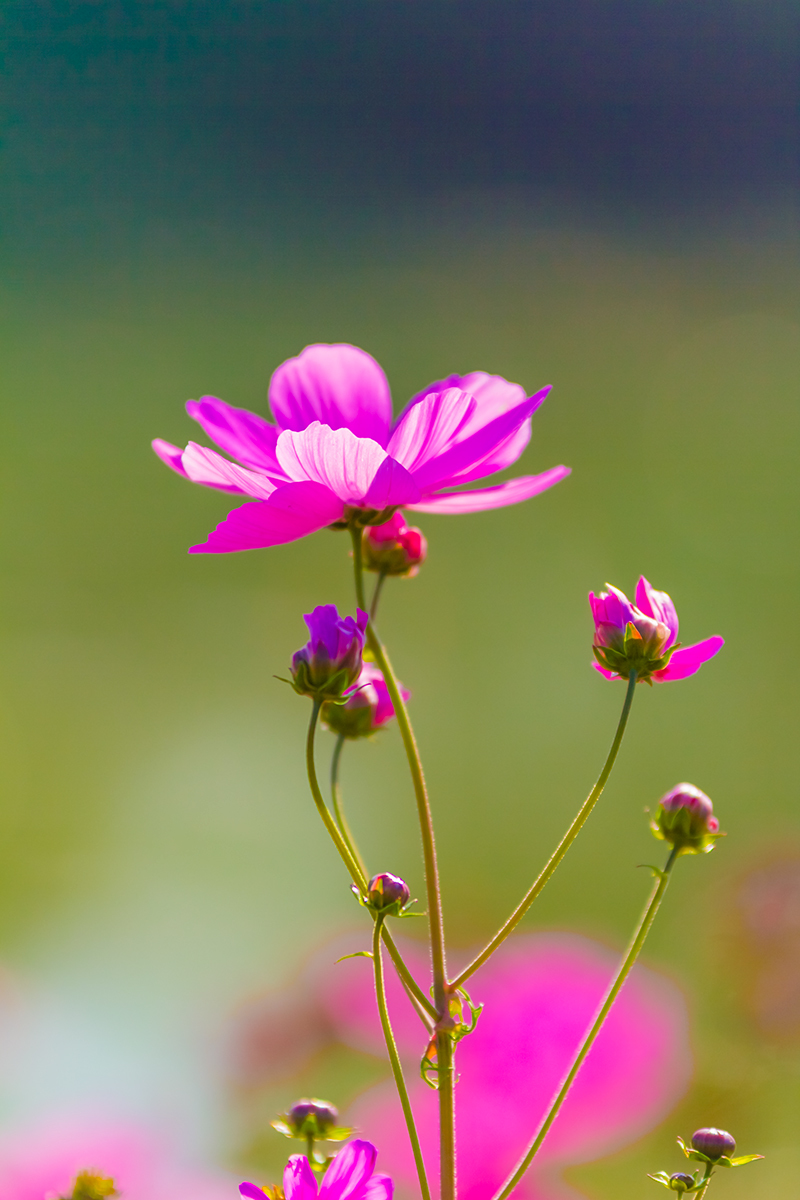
[722, 1154, 764, 1168]
[647, 1172, 673, 1187]
[677, 1137, 708, 1163]
[334, 950, 374, 963]
[324, 1126, 355, 1142]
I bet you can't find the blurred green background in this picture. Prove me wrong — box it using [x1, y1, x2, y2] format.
[1, 1, 799, 1195]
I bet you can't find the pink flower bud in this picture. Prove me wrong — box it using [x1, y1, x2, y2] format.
[321, 663, 410, 739]
[363, 513, 428, 578]
[367, 872, 411, 914]
[691, 1128, 736, 1161]
[652, 783, 722, 854]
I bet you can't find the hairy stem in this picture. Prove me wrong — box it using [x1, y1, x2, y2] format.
[492, 844, 681, 1200]
[452, 671, 638, 989]
[373, 914, 432, 1200]
[350, 524, 454, 1200]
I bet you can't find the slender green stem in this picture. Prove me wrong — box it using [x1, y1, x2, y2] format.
[330, 732, 368, 880]
[452, 671, 638, 990]
[306, 700, 366, 889]
[695, 1164, 714, 1199]
[437, 1030, 456, 1200]
[307, 701, 436, 1021]
[350, 524, 454, 1200]
[491, 844, 681, 1200]
[370, 569, 389, 620]
[373, 914, 432, 1200]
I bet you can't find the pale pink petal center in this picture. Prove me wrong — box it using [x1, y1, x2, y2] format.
[387, 388, 476, 474]
[276, 424, 387, 505]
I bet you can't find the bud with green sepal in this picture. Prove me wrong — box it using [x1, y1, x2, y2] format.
[651, 784, 724, 856]
[271, 1098, 353, 1145]
[352, 872, 418, 918]
[676, 1127, 763, 1170]
[321, 663, 410, 740]
[61, 1173, 118, 1200]
[363, 513, 428, 578]
[288, 606, 368, 703]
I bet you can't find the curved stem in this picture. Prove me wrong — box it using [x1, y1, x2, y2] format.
[370, 569, 389, 620]
[330, 732, 368, 880]
[306, 700, 366, 889]
[313, 700, 436, 1023]
[452, 671, 638, 990]
[350, 524, 453, 1200]
[491, 844, 681, 1200]
[373, 914, 432, 1200]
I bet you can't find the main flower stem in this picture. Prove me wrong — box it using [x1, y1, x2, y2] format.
[306, 702, 437, 1023]
[452, 671, 638, 990]
[373, 914, 432, 1200]
[350, 525, 454, 1200]
[491, 844, 681, 1200]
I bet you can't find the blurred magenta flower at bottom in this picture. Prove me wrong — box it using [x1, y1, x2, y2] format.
[319, 934, 692, 1200]
[0, 1114, 234, 1200]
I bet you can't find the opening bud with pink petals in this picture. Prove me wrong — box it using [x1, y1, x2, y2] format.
[651, 783, 723, 855]
[290, 605, 368, 702]
[352, 872, 415, 918]
[321, 662, 410, 739]
[590, 576, 723, 684]
[363, 513, 428, 578]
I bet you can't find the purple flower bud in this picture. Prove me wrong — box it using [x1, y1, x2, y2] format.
[291, 605, 369, 700]
[363, 513, 428, 578]
[285, 1098, 339, 1137]
[691, 1128, 736, 1161]
[367, 872, 411, 914]
[321, 663, 411, 739]
[652, 783, 722, 855]
[668, 1173, 696, 1193]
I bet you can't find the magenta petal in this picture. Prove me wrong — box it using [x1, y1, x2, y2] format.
[387, 388, 477, 474]
[276, 424, 389, 505]
[363, 456, 421, 509]
[635, 577, 679, 648]
[320, 1141, 377, 1200]
[406, 468, 570, 514]
[652, 637, 724, 681]
[409, 387, 552, 492]
[592, 661, 619, 680]
[240, 1185, 267, 1199]
[284, 1154, 318, 1200]
[189, 482, 344, 553]
[182, 442, 276, 498]
[186, 396, 283, 474]
[360, 1174, 393, 1200]
[152, 438, 190, 479]
[269, 344, 393, 447]
[396, 370, 527, 434]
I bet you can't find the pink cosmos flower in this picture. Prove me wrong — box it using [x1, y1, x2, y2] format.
[240, 1139, 392, 1200]
[152, 344, 570, 553]
[314, 933, 691, 1200]
[590, 576, 724, 682]
[0, 1114, 233, 1200]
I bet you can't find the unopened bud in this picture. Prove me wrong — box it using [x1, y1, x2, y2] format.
[367, 872, 411, 914]
[652, 784, 722, 855]
[668, 1174, 695, 1193]
[363, 514, 427, 578]
[285, 1098, 338, 1137]
[691, 1128, 736, 1161]
[290, 606, 368, 701]
[321, 663, 410, 739]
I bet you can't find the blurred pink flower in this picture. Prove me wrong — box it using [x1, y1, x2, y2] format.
[0, 1114, 233, 1200]
[317, 933, 691, 1200]
[241, 1139, 392, 1200]
[153, 343, 569, 553]
[590, 576, 723, 683]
